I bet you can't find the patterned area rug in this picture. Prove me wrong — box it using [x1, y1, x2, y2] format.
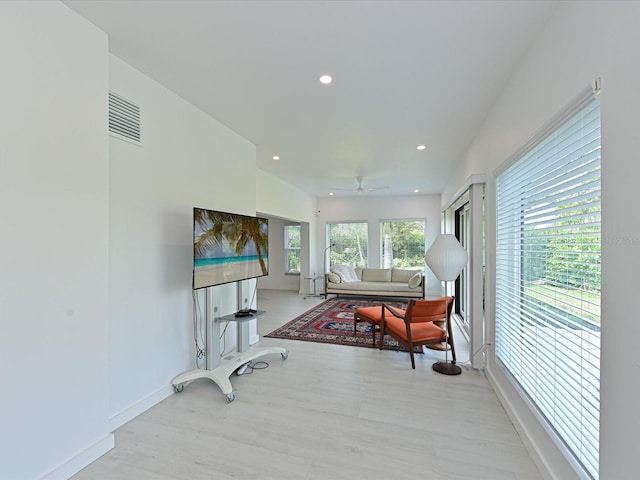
[265, 298, 418, 352]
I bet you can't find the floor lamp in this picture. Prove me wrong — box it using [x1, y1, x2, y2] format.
[320, 243, 335, 296]
[425, 234, 468, 375]
[323, 243, 335, 274]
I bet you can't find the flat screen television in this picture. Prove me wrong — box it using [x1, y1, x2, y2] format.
[193, 207, 269, 290]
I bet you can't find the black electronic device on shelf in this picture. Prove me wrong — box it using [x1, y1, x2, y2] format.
[234, 308, 257, 318]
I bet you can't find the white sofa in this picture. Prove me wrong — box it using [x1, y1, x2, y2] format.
[324, 265, 425, 299]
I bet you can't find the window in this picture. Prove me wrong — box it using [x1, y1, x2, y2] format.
[328, 222, 368, 268]
[496, 93, 600, 479]
[380, 220, 425, 268]
[284, 224, 300, 274]
[455, 204, 470, 333]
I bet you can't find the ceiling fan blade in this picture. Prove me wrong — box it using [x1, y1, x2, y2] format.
[329, 176, 389, 193]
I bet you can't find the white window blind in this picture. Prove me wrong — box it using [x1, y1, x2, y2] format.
[496, 93, 601, 479]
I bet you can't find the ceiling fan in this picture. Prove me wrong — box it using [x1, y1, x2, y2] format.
[330, 176, 390, 194]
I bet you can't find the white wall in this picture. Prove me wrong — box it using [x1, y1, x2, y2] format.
[0, 2, 112, 478]
[256, 169, 316, 223]
[107, 55, 261, 426]
[444, 2, 640, 479]
[316, 194, 441, 297]
[108, 52, 319, 430]
[256, 168, 317, 289]
[257, 217, 301, 291]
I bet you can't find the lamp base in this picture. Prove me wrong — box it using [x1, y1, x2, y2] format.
[432, 361, 462, 376]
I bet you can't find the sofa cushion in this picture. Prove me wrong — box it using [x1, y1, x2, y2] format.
[325, 280, 423, 298]
[391, 268, 422, 283]
[354, 267, 363, 280]
[408, 272, 422, 289]
[330, 264, 359, 283]
[328, 281, 412, 293]
[362, 268, 391, 282]
[327, 272, 341, 283]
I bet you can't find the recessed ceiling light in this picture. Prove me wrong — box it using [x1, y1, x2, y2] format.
[272, 155, 280, 160]
[319, 74, 333, 85]
[329, 192, 334, 196]
[414, 189, 420, 193]
[417, 145, 426, 151]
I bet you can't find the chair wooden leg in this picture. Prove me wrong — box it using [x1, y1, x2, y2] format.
[409, 346, 416, 369]
[354, 314, 380, 348]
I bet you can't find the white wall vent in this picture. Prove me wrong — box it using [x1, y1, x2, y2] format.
[109, 91, 141, 145]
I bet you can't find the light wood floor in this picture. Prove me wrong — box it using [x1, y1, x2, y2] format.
[73, 290, 542, 480]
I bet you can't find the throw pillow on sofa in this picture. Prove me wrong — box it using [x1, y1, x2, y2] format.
[391, 268, 421, 283]
[408, 272, 422, 289]
[330, 264, 359, 283]
[327, 272, 341, 283]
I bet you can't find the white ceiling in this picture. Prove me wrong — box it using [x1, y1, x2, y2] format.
[64, 0, 558, 197]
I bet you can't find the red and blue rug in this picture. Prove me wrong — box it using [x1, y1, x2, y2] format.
[265, 298, 416, 351]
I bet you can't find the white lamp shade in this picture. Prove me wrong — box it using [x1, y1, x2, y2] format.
[425, 234, 468, 281]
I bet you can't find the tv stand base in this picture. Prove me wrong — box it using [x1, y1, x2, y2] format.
[172, 346, 288, 403]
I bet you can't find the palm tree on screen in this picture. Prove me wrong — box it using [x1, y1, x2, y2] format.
[194, 210, 268, 275]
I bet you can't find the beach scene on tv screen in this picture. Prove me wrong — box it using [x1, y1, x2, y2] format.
[193, 209, 269, 289]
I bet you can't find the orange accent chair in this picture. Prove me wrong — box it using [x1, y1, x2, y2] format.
[379, 297, 455, 369]
[353, 305, 384, 347]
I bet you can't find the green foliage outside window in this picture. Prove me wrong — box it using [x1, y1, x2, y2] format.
[327, 220, 425, 270]
[328, 223, 368, 267]
[381, 220, 425, 269]
[522, 199, 601, 326]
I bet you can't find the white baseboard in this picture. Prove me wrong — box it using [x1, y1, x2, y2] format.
[109, 383, 174, 431]
[40, 384, 174, 479]
[41, 433, 114, 480]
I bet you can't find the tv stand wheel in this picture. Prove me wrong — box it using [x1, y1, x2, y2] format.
[226, 392, 236, 403]
[174, 384, 184, 393]
[281, 351, 289, 360]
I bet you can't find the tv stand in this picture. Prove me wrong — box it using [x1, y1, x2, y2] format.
[171, 288, 288, 403]
[172, 341, 288, 403]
